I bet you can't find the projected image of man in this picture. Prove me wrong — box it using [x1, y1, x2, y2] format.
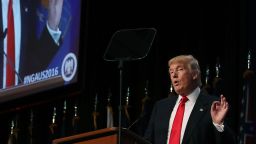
[0, 0, 63, 89]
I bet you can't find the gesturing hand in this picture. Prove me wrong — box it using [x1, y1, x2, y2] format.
[211, 95, 229, 124]
[48, 0, 64, 30]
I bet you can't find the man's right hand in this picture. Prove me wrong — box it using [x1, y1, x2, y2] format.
[48, 0, 64, 31]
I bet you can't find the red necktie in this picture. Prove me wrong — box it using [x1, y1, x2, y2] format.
[169, 96, 188, 144]
[6, 0, 15, 87]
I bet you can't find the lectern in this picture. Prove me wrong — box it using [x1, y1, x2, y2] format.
[52, 127, 151, 144]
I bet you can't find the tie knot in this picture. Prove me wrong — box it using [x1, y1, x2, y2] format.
[181, 96, 188, 103]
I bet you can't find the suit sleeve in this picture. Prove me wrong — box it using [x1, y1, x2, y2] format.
[34, 26, 61, 69]
[215, 123, 236, 144]
[20, 25, 61, 78]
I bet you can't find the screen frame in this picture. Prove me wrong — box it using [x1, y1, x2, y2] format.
[0, 0, 87, 112]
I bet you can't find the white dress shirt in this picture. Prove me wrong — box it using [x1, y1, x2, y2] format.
[166, 87, 200, 144]
[166, 87, 225, 144]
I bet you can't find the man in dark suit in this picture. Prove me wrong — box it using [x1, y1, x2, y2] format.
[0, 0, 63, 88]
[144, 55, 236, 144]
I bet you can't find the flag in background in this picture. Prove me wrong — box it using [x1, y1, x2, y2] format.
[135, 80, 154, 136]
[202, 65, 212, 95]
[7, 120, 17, 144]
[106, 89, 114, 128]
[92, 93, 99, 130]
[122, 87, 131, 128]
[238, 51, 256, 144]
[28, 110, 35, 144]
[49, 107, 58, 143]
[60, 100, 67, 137]
[212, 57, 223, 96]
[72, 103, 80, 134]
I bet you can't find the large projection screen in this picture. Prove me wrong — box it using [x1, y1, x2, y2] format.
[0, 0, 82, 102]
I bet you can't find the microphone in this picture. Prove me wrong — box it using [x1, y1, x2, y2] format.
[0, 28, 23, 84]
[127, 113, 145, 130]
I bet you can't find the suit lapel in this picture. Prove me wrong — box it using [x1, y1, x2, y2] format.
[161, 96, 178, 142]
[182, 93, 211, 144]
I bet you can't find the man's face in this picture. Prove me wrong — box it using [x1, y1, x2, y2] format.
[169, 61, 195, 96]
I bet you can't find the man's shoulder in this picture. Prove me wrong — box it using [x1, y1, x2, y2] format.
[155, 95, 177, 105]
[199, 92, 220, 102]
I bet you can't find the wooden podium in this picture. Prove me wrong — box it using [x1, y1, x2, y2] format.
[52, 127, 151, 144]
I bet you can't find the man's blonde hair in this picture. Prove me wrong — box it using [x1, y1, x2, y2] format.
[168, 55, 202, 86]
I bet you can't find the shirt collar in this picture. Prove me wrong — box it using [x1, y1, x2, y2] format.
[178, 87, 200, 103]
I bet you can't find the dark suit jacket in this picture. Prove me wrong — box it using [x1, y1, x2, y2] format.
[144, 92, 236, 144]
[0, 0, 60, 87]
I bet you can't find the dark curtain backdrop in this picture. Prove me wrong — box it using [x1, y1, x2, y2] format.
[80, 0, 245, 137]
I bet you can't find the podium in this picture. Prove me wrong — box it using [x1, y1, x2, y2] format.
[52, 127, 151, 144]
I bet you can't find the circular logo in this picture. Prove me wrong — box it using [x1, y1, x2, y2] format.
[61, 53, 77, 82]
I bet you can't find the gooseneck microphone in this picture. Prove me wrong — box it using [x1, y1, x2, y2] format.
[0, 28, 23, 84]
[127, 113, 145, 130]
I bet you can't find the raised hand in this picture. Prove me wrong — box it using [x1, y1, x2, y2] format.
[210, 95, 229, 124]
[48, 0, 64, 30]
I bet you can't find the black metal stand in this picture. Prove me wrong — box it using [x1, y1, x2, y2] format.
[118, 60, 123, 144]
[103, 27, 157, 144]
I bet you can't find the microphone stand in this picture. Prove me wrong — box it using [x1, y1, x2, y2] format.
[118, 60, 123, 144]
[127, 113, 144, 130]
